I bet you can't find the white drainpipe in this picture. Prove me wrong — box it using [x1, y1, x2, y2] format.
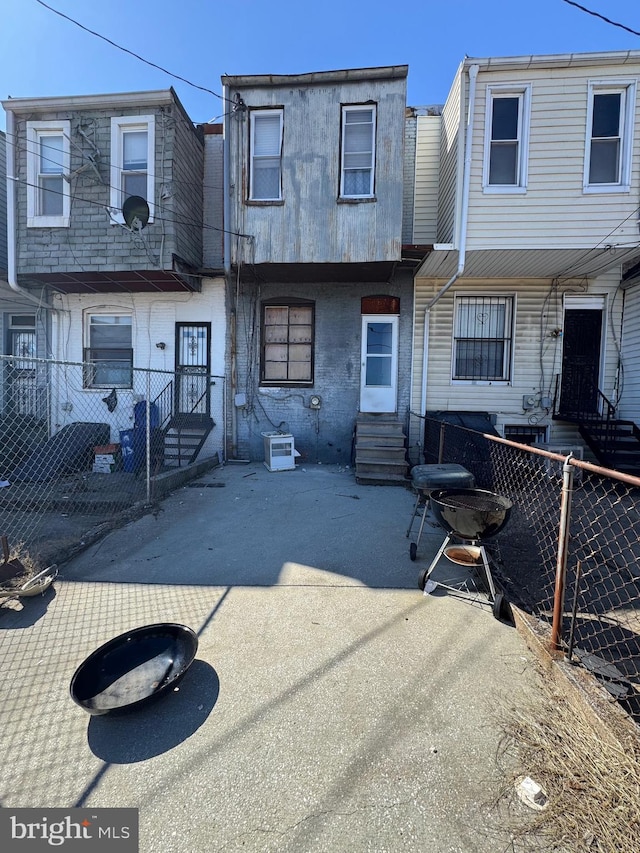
[420, 63, 479, 416]
[5, 109, 55, 309]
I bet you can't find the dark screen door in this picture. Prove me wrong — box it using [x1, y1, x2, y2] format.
[559, 309, 602, 415]
[175, 323, 211, 416]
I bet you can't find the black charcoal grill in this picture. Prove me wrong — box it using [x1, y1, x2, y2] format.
[418, 488, 513, 620]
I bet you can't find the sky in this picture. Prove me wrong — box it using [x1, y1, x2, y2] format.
[1, 0, 640, 129]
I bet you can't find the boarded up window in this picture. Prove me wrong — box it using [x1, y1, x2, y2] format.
[262, 303, 314, 384]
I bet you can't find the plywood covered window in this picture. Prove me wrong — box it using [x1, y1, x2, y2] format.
[262, 302, 314, 384]
[584, 81, 635, 191]
[453, 295, 513, 382]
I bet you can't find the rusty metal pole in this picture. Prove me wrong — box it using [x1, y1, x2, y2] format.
[551, 455, 575, 652]
[438, 421, 445, 464]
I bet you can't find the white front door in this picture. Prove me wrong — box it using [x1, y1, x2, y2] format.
[360, 315, 398, 413]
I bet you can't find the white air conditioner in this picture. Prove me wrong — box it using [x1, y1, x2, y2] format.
[262, 432, 296, 472]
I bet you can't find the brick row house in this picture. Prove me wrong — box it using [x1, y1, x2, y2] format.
[3, 50, 640, 479]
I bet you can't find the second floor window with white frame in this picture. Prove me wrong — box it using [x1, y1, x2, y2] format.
[26, 120, 71, 227]
[453, 295, 514, 382]
[340, 105, 376, 198]
[484, 87, 530, 191]
[249, 109, 283, 201]
[584, 82, 636, 191]
[110, 115, 155, 222]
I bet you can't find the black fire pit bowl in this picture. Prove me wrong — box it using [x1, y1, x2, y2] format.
[430, 488, 513, 541]
[70, 623, 198, 716]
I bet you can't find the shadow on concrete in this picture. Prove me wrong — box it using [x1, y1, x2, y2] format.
[0, 585, 57, 628]
[86, 660, 220, 763]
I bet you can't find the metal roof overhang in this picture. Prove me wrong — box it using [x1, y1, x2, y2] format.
[416, 246, 640, 281]
[20, 269, 201, 295]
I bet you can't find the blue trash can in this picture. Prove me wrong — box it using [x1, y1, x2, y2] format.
[119, 429, 134, 473]
[132, 402, 160, 473]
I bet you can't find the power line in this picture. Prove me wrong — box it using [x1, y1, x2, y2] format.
[35, 0, 229, 103]
[560, 0, 640, 38]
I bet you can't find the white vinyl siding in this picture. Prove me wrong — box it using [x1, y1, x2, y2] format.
[584, 81, 635, 192]
[250, 109, 283, 201]
[483, 85, 530, 192]
[619, 282, 640, 423]
[413, 114, 441, 242]
[465, 63, 640, 250]
[437, 69, 462, 244]
[26, 120, 71, 227]
[110, 115, 155, 223]
[340, 105, 376, 198]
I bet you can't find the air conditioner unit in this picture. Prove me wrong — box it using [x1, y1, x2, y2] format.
[540, 445, 584, 480]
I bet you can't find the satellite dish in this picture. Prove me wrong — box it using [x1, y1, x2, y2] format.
[122, 195, 150, 230]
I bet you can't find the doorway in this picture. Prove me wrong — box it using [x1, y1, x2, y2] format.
[359, 315, 398, 413]
[559, 300, 603, 416]
[175, 323, 211, 417]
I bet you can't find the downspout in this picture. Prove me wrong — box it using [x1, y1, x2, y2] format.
[222, 84, 237, 459]
[5, 109, 50, 309]
[420, 63, 479, 416]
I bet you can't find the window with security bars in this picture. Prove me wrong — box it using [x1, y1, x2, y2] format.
[504, 425, 548, 445]
[262, 303, 314, 384]
[453, 296, 513, 381]
[250, 109, 283, 201]
[340, 105, 376, 198]
[84, 314, 133, 388]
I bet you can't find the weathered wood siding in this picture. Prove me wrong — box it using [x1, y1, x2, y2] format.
[227, 77, 406, 264]
[410, 270, 623, 450]
[466, 62, 640, 249]
[413, 115, 441, 243]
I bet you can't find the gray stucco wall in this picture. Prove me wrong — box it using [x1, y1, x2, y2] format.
[10, 97, 203, 276]
[232, 272, 414, 464]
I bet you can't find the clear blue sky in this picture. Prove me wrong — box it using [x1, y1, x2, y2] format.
[2, 0, 640, 128]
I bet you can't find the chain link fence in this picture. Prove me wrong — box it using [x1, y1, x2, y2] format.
[0, 355, 224, 568]
[414, 414, 640, 723]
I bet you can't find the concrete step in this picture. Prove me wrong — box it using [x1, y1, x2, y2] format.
[355, 459, 409, 476]
[355, 446, 407, 462]
[355, 471, 410, 486]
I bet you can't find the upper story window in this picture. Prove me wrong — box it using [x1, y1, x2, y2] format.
[483, 86, 530, 192]
[261, 301, 314, 385]
[584, 81, 636, 192]
[110, 115, 155, 222]
[26, 120, 70, 227]
[340, 105, 377, 198]
[83, 313, 133, 389]
[452, 295, 514, 383]
[249, 109, 283, 201]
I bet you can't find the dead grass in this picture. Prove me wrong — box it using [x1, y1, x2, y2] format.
[494, 670, 640, 852]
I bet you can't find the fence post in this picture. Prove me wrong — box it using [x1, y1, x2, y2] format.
[145, 373, 151, 504]
[438, 421, 445, 464]
[550, 454, 575, 653]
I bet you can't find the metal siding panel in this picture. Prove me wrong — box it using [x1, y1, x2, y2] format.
[413, 115, 441, 243]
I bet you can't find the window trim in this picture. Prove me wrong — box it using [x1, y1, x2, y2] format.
[249, 108, 284, 202]
[109, 115, 155, 224]
[83, 311, 134, 389]
[482, 84, 531, 194]
[451, 293, 515, 385]
[26, 120, 71, 227]
[340, 103, 377, 200]
[260, 300, 315, 387]
[583, 80, 636, 193]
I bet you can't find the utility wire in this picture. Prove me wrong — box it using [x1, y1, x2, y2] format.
[560, 0, 640, 38]
[35, 0, 229, 102]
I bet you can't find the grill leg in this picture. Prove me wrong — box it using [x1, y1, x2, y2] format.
[420, 533, 453, 586]
[406, 490, 423, 538]
[479, 545, 497, 602]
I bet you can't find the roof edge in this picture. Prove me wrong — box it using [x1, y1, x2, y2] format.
[222, 65, 408, 88]
[2, 89, 177, 113]
[463, 50, 640, 73]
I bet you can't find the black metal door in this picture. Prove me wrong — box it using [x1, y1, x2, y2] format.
[8, 330, 37, 416]
[175, 323, 211, 416]
[559, 309, 602, 415]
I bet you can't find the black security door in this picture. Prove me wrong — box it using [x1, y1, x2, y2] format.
[559, 309, 602, 416]
[175, 323, 211, 416]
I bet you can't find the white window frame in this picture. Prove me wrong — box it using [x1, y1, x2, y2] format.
[249, 109, 284, 202]
[451, 294, 515, 385]
[482, 85, 531, 194]
[583, 80, 636, 193]
[340, 104, 377, 199]
[110, 115, 155, 223]
[83, 311, 134, 389]
[26, 120, 71, 227]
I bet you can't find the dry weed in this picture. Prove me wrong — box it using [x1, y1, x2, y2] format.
[494, 671, 640, 852]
